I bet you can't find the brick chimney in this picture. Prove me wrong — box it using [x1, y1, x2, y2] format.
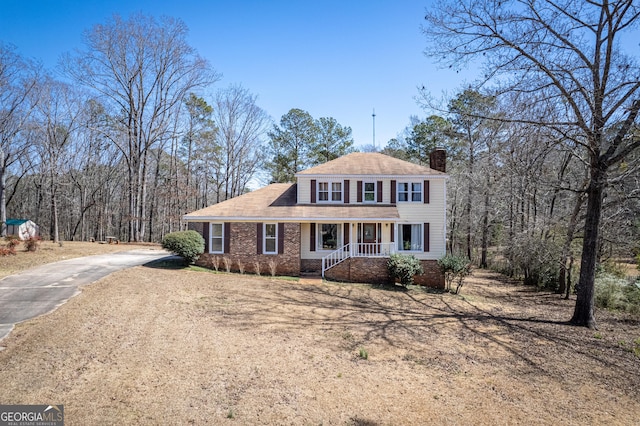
[429, 148, 446, 173]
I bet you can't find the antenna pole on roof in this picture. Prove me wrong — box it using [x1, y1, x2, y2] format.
[372, 108, 376, 151]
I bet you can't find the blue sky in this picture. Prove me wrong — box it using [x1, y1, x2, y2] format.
[0, 0, 478, 149]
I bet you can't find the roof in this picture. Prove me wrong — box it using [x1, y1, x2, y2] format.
[296, 152, 446, 177]
[184, 183, 400, 222]
[6, 219, 31, 226]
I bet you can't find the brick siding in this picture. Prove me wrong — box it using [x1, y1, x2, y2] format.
[195, 222, 300, 276]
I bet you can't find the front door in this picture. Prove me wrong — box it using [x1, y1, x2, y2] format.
[361, 223, 378, 255]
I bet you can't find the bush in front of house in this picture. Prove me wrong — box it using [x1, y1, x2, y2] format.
[162, 230, 205, 265]
[438, 254, 472, 294]
[387, 253, 423, 287]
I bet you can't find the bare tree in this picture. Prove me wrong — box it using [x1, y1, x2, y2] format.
[32, 77, 84, 243]
[63, 13, 219, 241]
[424, 0, 640, 328]
[0, 42, 40, 236]
[212, 85, 270, 200]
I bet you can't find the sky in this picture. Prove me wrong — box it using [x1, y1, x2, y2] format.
[0, 0, 479, 150]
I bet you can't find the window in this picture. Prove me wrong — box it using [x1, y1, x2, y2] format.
[398, 224, 422, 251]
[318, 182, 329, 201]
[318, 223, 342, 250]
[363, 182, 376, 202]
[398, 182, 422, 202]
[210, 223, 224, 253]
[264, 223, 277, 254]
[317, 181, 342, 202]
[331, 182, 342, 201]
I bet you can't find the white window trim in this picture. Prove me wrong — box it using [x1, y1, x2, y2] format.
[397, 223, 423, 252]
[209, 222, 224, 254]
[362, 181, 376, 203]
[397, 181, 422, 203]
[317, 223, 342, 251]
[317, 180, 343, 203]
[263, 223, 278, 255]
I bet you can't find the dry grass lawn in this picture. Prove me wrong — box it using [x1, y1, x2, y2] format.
[0, 250, 639, 425]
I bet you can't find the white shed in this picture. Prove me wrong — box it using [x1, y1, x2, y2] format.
[6, 219, 40, 240]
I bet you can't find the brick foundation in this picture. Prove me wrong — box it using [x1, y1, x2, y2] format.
[325, 258, 444, 288]
[300, 259, 322, 273]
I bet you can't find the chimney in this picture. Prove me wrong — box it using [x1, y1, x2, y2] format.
[429, 148, 446, 173]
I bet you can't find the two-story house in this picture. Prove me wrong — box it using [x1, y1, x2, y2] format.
[184, 150, 448, 287]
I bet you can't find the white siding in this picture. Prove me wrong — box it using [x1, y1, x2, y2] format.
[297, 176, 447, 261]
[297, 177, 312, 204]
[396, 179, 447, 259]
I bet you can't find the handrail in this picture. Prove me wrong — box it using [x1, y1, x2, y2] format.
[321, 242, 397, 278]
[322, 243, 351, 278]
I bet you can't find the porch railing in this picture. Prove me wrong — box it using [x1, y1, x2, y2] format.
[321, 242, 396, 278]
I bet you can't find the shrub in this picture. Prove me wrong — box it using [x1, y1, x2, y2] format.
[0, 246, 16, 256]
[210, 256, 220, 271]
[504, 234, 561, 289]
[222, 256, 231, 272]
[598, 260, 627, 279]
[253, 261, 261, 276]
[387, 253, 423, 287]
[161, 230, 205, 264]
[268, 258, 278, 277]
[595, 273, 640, 315]
[24, 236, 41, 252]
[6, 236, 20, 249]
[438, 254, 472, 294]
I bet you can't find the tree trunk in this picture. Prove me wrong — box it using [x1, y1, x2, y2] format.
[558, 192, 586, 295]
[570, 165, 606, 328]
[0, 163, 6, 238]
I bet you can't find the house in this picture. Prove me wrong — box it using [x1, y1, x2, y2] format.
[5, 219, 40, 240]
[184, 150, 448, 287]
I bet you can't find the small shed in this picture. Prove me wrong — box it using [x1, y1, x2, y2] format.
[5, 219, 40, 240]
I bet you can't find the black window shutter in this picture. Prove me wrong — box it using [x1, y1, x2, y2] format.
[344, 180, 350, 204]
[203, 222, 210, 253]
[311, 180, 316, 204]
[424, 180, 430, 204]
[390, 223, 394, 243]
[310, 223, 316, 252]
[357, 181, 363, 203]
[390, 180, 396, 204]
[377, 181, 383, 202]
[344, 223, 350, 245]
[423, 223, 430, 252]
[256, 222, 263, 254]
[224, 222, 231, 254]
[278, 223, 284, 254]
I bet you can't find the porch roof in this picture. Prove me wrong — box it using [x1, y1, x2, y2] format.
[184, 183, 400, 222]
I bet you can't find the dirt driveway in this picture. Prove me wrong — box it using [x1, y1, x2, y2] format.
[0, 264, 638, 425]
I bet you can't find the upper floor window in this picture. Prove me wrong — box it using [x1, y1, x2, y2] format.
[363, 182, 376, 202]
[398, 182, 422, 202]
[264, 223, 277, 254]
[318, 181, 342, 202]
[210, 223, 224, 254]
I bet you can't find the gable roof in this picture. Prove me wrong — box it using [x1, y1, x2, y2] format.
[296, 152, 446, 177]
[184, 183, 400, 222]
